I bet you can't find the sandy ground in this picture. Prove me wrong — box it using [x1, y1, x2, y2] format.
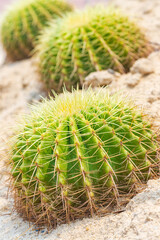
[0, 0, 108, 11]
[0, 0, 160, 239]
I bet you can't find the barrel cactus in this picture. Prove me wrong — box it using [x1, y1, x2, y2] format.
[0, 0, 73, 61]
[36, 7, 153, 92]
[9, 89, 159, 227]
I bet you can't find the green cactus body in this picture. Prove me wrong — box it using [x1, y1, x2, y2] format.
[36, 7, 152, 91]
[1, 0, 73, 61]
[10, 89, 159, 227]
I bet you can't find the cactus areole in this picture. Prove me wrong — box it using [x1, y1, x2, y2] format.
[10, 89, 159, 227]
[1, 0, 73, 61]
[37, 7, 152, 92]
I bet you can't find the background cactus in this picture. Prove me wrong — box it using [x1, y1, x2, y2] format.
[10, 89, 159, 227]
[0, 0, 73, 61]
[36, 7, 153, 92]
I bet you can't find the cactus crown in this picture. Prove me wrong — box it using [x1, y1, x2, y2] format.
[10, 89, 159, 227]
[36, 7, 152, 92]
[0, 0, 73, 61]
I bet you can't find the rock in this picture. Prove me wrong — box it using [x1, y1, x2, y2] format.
[84, 70, 120, 88]
[130, 58, 154, 75]
[147, 95, 157, 104]
[126, 73, 141, 87]
[27, 90, 47, 104]
[147, 89, 160, 103]
[142, 4, 153, 14]
[0, 197, 8, 212]
[0, 45, 6, 67]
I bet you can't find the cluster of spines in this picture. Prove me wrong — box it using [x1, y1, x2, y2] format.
[37, 8, 152, 91]
[1, 0, 73, 60]
[10, 90, 159, 227]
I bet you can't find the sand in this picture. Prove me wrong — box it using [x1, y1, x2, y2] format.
[0, 0, 160, 239]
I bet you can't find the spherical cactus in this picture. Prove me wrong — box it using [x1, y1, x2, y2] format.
[0, 0, 73, 61]
[10, 89, 159, 227]
[36, 7, 153, 92]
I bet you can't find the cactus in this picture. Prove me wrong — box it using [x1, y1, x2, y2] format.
[36, 7, 153, 92]
[10, 89, 159, 227]
[1, 0, 73, 61]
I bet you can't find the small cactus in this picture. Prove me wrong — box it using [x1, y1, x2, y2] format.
[36, 7, 152, 92]
[10, 89, 159, 227]
[1, 0, 73, 61]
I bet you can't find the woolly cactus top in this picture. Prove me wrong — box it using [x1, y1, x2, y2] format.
[37, 7, 152, 91]
[10, 89, 159, 227]
[1, 0, 73, 61]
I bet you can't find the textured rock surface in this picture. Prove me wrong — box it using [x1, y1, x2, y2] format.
[125, 73, 141, 87]
[84, 70, 120, 87]
[109, 51, 160, 122]
[0, 59, 44, 117]
[130, 58, 154, 75]
[0, 59, 46, 150]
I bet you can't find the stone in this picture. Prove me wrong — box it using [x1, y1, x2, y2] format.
[27, 90, 46, 104]
[147, 89, 160, 103]
[130, 58, 154, 75]
[0, 197, 8, 212]
[84, 70, 120, 88]
[126, 73, 141, 87]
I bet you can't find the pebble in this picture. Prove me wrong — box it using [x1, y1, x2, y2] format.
[126, 73, 141, 87]
[130, 58, 154, 75]
[147, 89, 160, 103]
[84, 70, 120, 88]
[0, 197, 8, 212]
[27, 90, 47, 104]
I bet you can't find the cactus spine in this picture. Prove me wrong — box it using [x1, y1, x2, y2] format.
[36, 7, 152, 91]
[1, 0, 73, 61]
[10, 89, 159, 227]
